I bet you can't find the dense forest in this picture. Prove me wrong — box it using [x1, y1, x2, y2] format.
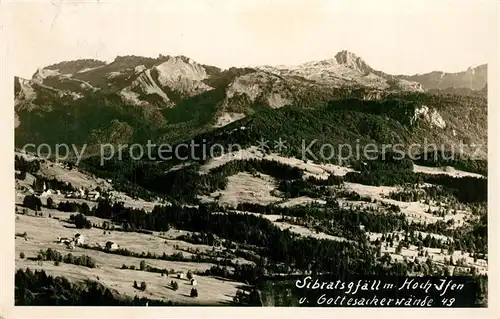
[77, 151, 488, 206]
[19, 144, 487, 261]
[15, 155, 41, 174]
[15, 167, 488, 305]
[47, 199, 484, 278]
[33, 248, 97, 268]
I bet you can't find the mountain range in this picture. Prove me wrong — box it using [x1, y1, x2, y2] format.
[14, 50, 487, 158]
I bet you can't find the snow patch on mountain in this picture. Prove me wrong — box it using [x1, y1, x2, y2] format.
[77, 66, 104, 74]
[66, 77, 99, 92]
[106, 71, 122, 79]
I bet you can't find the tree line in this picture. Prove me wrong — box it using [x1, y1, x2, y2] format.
[15, 155, 40, 174]
[15, 268, 175, 306]
[34, 248, 97, 268]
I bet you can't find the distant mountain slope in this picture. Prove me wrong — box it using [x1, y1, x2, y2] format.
[182, 92, 487, 161]
[399, 64, 487, 91]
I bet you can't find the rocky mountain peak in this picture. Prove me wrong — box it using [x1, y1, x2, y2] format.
[334, 50, 373, 73]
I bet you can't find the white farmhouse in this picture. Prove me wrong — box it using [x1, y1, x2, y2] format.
[87, 190, 100, 200]
[74, 233, 85, 245]
[105, 241, 119, 250]
[41, 189, 53, 197]
[76, 188, 85, 198]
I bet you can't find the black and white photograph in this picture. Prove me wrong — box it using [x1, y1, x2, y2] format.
[2, 0, 499, 317]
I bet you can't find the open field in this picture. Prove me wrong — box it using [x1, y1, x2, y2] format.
[36, 159, 112, 191]
[15, 258, 241, 305]
[198, 153, 476, 227]
[202, 172, 282, 206]
[413, 164, 485, 178]
[199, 146, 355, 179]
[225, 210, 349, 242]
[16, 207, 254, 264]
[15, 151, 487, 305]
[278, 196, 327, 207]
[15, 210, 252, 305]
[342, 182, 470, 226]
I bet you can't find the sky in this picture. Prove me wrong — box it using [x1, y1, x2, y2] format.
[6, 0, 498, 78]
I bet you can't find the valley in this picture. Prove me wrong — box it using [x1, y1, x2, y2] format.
[14, 51, 488, 307]
[15, 143, 487, 305]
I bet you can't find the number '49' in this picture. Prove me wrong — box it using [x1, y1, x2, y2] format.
[441, 298, 455, 306]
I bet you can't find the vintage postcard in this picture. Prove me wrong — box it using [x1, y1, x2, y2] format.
[1, 0, 498, 318]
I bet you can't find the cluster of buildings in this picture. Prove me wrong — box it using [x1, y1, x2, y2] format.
[58, 233, 121, 252]
[40, 189, 62, 197]
[58, 233, 85, 249]
[32, 180, 102, 201]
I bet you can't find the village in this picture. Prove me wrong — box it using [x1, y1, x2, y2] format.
[15, 201, 241, 304]
[14, 155, 245, 304]
[56, 232, 120, 251]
